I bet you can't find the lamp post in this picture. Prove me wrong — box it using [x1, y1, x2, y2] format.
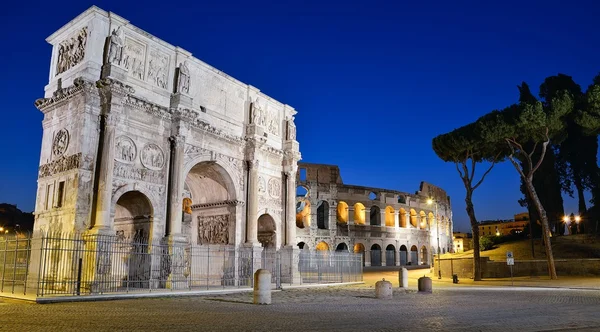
[427, 198, 441, 279]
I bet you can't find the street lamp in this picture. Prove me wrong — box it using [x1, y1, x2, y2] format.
[427, 198, 441, 279]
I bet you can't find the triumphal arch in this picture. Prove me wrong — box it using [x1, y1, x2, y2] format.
[33, 5, 300, 262]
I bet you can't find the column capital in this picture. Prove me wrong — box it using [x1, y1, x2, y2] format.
[169, 134, 186, 146]
[248, 159, 260, 170]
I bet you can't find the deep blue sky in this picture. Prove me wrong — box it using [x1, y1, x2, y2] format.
[1, 0, 599, 232]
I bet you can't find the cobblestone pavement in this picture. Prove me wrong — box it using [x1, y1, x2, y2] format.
[2, 284, 600, 332]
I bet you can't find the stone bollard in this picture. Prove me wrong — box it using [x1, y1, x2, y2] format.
[399, 267, 408, 288]
[253, 269, 271, 304]
[375, 278, 393, 299]
[418, 276, 432, 293]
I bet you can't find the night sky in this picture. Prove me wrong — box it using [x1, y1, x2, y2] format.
[1, 0, 599, 232]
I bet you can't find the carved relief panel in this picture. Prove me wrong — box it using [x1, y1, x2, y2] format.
[268, 177, 281, 198]
[115, 136, 136, 164]
[258, 176, 266, 194]
[197, 214, 230, 245]
[122, 37, 146, 80]
[147, 48, 169, 89]
[52, 129, 70, 157]
[250, 101, 281, 136]
[56, 26, 88, 75]
[140, 143, 165, 170]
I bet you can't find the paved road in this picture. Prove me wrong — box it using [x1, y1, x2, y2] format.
[2, 275, 600, 332]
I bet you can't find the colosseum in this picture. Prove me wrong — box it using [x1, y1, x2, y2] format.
[295, 162, 453, 267]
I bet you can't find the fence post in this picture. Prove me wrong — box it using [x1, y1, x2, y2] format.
[76, 257, 82, 296]
[1, 236, 7, 292]
[206, 246, 210, 290]
[23, 235, 31, 295]
[12, 235, 18, 294]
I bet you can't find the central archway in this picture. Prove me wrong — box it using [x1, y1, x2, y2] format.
[257, 214, 276, 248]
[184, 161, 237, 246]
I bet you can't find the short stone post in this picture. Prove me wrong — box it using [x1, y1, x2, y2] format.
[375, 278, 393, 299]
[418, 276, 432, 293]
[399, 267, 408, 288]
[253, 269, 271, 304]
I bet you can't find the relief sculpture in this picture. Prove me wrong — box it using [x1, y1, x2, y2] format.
[122, 38, 145, 80]
[268, 178, 281, 198]
[197, 215, 230, 245]
[287, 121, 296, 140]
[258, 176, 266, 194]
[147, 48, 169, 89]
[140, 143, 165, 170]
[56, 26, 88, 75]
[115, 136, 136, 163]
[52, 129, 69, 157]
[39, 153, 81, 178]
[250, 101, 280, 136]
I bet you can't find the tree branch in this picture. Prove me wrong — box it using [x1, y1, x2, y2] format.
[472, 152, 502, 191]
[508, 154, 528, 180]
[531, 128, 551, 175]
[469, 154, 476, 185]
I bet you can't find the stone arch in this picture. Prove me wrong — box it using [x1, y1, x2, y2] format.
[385, 244, 396, 266]
[335, 242, 348, 252]
[410, 245, 418, 265]
[354, 242, 366, 266]
[183, 156, 241, 199]
[317, 200, 329, 230]
[257, 213, 276, 248]
[336, 201, 349, 224]
[409, 209, 417, 227]
[113, 190, 154, 240]
[316, 241, 329, 251]
[354, 203, 366, 225]
[399, 208, 407, 228]
[420, 245, 428, 265]
[384, 206, 395, 227]
[370, 206, 381, 226]
[399, 245, 408, 265]
[111, 184, 162, 234]
[184, 160, 239, 246]
[296, 199, 311, 228]
[296, 185, 309, 197]
[297, 241, 306, 250]
[428, 212, 435, 229]
[370, 244, 382, 266]
[419, 211, 427, 229]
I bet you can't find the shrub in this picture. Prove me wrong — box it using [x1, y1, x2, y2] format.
[479, 236, 494, 251]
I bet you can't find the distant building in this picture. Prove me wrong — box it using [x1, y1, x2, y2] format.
[478, 213, 528, 237]
[453, 232, 472, 253]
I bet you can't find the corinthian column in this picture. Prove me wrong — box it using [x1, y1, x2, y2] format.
[246, 160, 259, 245]
[167, 135, 185, 236]
[92, 113, 117, 232]
[285, 169, 297, 246]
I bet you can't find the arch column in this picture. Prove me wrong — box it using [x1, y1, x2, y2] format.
[394, 211, 400, 229]
[246, 160, 259, 245]
[405, 212, 411, 229]
[92, 113, 117, 233]
[348, 207, 354, 225]
[285, 170, 296, 246]
[167, 135, 185, 237]
[364, 208, 371, 225]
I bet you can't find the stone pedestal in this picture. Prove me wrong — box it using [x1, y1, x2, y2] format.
[279, 246, 301, 285]
[253, 269, 271, 304]
[82, 228, 115, 294]
[165, 234, 189, 290]
[399, 267, 408, 288]
[375, 278, 393, 299]
[418, 276, 432, 293]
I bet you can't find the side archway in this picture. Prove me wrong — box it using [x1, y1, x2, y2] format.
[370, 244, 382, 266]
[409, 209, 418, 228]
[385, 244, 396, 266]
[317, 200, 329, 229]
[354, 243, 366, 266]
[384, 206, 395, 227]
[410, 245, 418, 265]
[354, 203, 366, 225]
[336, 201, 349, 224]
[257, 214, 276, 248]
[335, 243, 349, 252]
[420, 245, 428, 265]
[399, 208, 407, 228]
[399, 245, 408, 265]
[370, 206, 381, 226]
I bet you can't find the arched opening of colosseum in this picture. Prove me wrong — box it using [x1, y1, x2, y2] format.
[409, 209, 418, 227]
[399, 245, 408, 265]
[184, 161, 236, 246]
[354, 203, 366, 225]
[368, 191, 377, 200]
[385, 244, 396, 266]
[316, 241, 329, 251]
[370, 206, 381, 226]
[296, 185, 308, 197]
[428, 212, 434, 229]
[257, 214, 276, 249]
[296, 199, 311, 228]
[385, 206, 395, 227]
[336, 243, 348, 252]
[399, 208, 407, 228]
[336, 201, 348, 224]
[113, 190, 154, 288]
[410, 245, 418, 264]
[354, 243, 366, 266]
[297, 242, 306, 250]
[420, 245, 428, 265]
[317, 200, 329, 229]
[419, 211, 427, 229]
[370, 244, 382, 266]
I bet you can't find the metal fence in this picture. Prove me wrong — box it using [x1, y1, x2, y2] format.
[0, 232, 362, 298]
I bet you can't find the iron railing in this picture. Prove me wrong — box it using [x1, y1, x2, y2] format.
[0, 232, 363, 298]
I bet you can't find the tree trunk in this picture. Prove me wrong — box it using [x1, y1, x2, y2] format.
[574, 176, 587, 214]
[465, 190, 482, 281]
[524, 179, 558, 279]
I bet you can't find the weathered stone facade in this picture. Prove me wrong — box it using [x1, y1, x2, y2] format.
[295, 163, 453, 266]
[33, 6, 301, 251]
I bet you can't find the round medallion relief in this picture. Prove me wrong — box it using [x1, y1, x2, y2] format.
[115, 136, 137, 164]
[140, 143, 165, 170]
[52, 129, 69, 156]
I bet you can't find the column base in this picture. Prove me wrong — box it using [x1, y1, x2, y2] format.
[163, 234, 189, 290]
